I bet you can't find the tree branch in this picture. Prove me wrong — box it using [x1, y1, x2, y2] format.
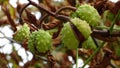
[28, 0, 70, 22]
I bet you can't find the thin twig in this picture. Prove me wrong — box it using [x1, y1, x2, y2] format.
[55, 6, 76, 15]
[39, 14, 49, 28]
[19, 3, 30, 25]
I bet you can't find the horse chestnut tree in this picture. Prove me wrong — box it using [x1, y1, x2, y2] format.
[0, 0, 120, 68]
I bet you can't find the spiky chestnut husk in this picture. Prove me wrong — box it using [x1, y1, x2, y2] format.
[76, 4, 101, 27]
[61, 22, 79, 50]
[71, 18, 92, 39]
[13, 23, 30, 42]
[28, 30, 52, 53]
[82, 36, 96, 50]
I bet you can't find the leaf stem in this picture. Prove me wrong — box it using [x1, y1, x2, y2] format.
[109, 10, 120, 34]
[76, 48, 78, 68]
